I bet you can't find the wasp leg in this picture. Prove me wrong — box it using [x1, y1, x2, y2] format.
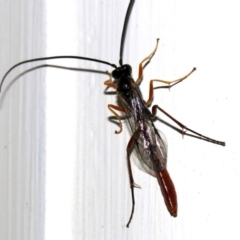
[126, 128, 141, 228]
[105, 72, 125, 134]
[108, 104, 125, 134]
[145, 67, 196, 107]
[136, 39, 160, 84]
[104, 71, 117, 89]
[151, 105, 225, 146]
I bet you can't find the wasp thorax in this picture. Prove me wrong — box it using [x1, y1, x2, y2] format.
[117, 76, 133, 99]
[112, 64, 132, 80]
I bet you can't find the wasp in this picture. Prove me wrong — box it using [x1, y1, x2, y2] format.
[0, 0, 225, 227]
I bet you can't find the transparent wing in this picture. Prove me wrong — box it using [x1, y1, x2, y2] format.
[119, 80, 168, 178]
[134, 121, 168, 177]
[125, 113, 168, 177]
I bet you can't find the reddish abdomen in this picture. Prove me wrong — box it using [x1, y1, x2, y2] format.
[156, 169, 178, 217]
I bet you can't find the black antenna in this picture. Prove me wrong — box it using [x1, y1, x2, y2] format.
[1, 1, 136, 91]
[0, 56, 117, 92]
[119, 0, 135, 66]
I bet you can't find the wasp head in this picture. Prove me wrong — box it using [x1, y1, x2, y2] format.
[112, 64, 132, 80]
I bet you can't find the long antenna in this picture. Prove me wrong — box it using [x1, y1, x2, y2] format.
[119, 0, 135, 66]
[0, 56, 117, 92]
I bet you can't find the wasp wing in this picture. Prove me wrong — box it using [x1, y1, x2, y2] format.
[118, 79, 168, 177]
[129, 116, 168, 177]
[123, 105, 167, 177]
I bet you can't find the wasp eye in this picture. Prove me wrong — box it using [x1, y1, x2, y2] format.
[123, 64, 132, 75]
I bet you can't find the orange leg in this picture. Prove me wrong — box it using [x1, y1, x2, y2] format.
[104, 72, 124, 133]
[136, 39, 160, 84]
[145, 67, 196, 107]
[104, 72, 125, 134]
[108, 104, 125, 134]
[104, 71, 117, 89]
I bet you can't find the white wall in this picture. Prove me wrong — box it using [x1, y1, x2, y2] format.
[0, 0, 239, 239]
[0, 1, 46, 240]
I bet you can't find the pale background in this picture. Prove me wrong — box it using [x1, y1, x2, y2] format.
[0, 0, 239, 239]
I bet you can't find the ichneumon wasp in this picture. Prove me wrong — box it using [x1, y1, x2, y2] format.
[0, 0, 225, 228]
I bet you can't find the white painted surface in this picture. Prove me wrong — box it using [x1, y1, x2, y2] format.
[0, 1, 46, 240]
[0, 0, 239, 239]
